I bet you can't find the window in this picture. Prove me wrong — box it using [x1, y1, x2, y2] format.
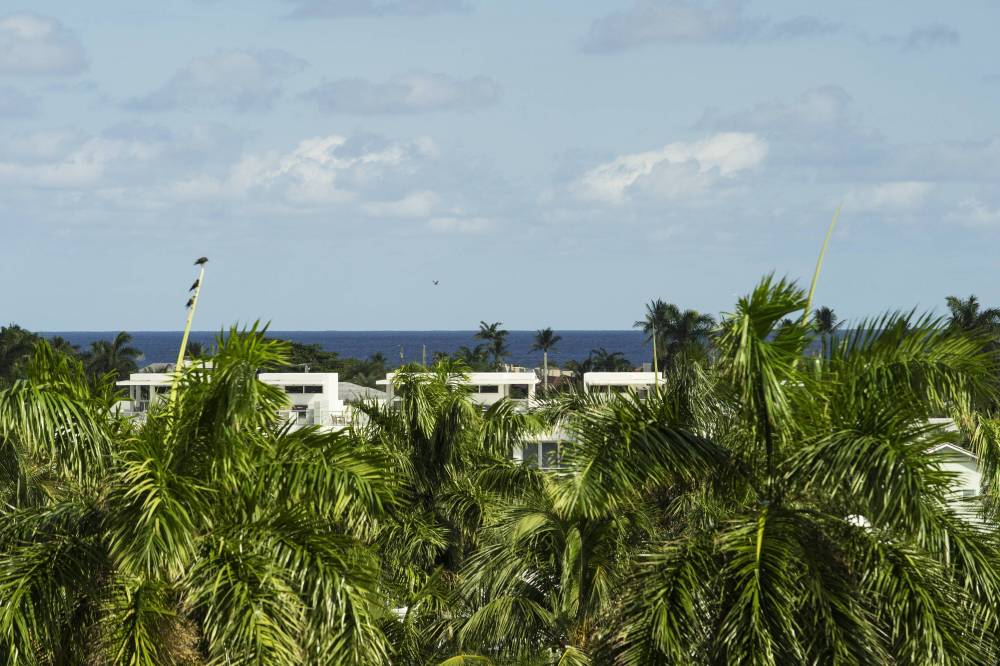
[139, 386, 150, 401]
[541, 442, 560, 469]
[962, 489, 978, 498]
[522, 444, 539, 467]
[476, 385, 499, 394]
[285, 385, 304, 394]
[509, 384, 529, 399]
[154, 386, 170, 394]
[304, 385, 323, 394]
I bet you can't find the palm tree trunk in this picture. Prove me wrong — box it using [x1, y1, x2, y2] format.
[172, 265, 206, 402]
[543, 350, 548, 394]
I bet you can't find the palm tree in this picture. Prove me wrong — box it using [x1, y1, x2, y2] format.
[634, 300, 716, 370]
[588, 347, 632, 372]
[475, 321, 509, 369]
[185, 340, 206, 358]
[454, 344, 491, 370]
[0, 327, 394, 663]
[456, 473, 650, 663]
[353, 360, 543, 662]
[552, 275, 1000, 663]
[531, 327, 562, 394]
[48, 335, 80, 357]
[0, 324, 39, 381]
[946, 294, 1000, 334]
[83, 331, 142, 380]
[813, 305, 843, 359]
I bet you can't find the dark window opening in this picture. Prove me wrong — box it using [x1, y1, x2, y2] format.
[285, 385, 304, 394]
[541, 442, 560, 469]
[477, 385, 499, 394]
[304, 385, 323, 394]
[510, 384, 530, 399]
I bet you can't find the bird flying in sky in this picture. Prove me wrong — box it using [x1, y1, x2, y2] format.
[433, 280, 439, 285]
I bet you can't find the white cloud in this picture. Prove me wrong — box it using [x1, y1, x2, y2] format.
[845, 182, 931, 212]
[0, 123, 487, 232]
[428, 215, 493, 233]
[583, 0, 839, 53]
[0, 13, 87, 76]
[197, 133, 438, 207]
[303, 71, 500, 114]
[284, 0, 466, 18]
[575, 132, 767, 203]
[0, 136, 162, 188]
[127, 49, 307, 112]
[0, 124, 246, 192]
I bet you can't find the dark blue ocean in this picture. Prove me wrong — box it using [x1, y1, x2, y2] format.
[40, 331, 651, 369]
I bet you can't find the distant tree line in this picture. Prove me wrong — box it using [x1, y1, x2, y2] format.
[3, 292, 997, 391]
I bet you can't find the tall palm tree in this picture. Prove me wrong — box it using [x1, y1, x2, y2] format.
[588, 347, 632, 372]
[83, 331, 142, 380]
[456, 472, 651, 663]
[531, 327, 562, 394]
[553, 275, 1000, 664]
[353, 360, 543, 663]
[0, 327, 394, 664]
[634, 299, 672, 370]
[946, 294, 1000, 334]
[185, 340, 206, 359]
[813, 305, 843, 359]
[48, 335, 80, 357]
[634, 300, 715, 370]
[475, 321, 509, 369]
[0, 324, 39, 381]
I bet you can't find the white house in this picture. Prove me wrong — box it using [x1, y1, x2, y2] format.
[583, 371, 661, 397]
[258, 373, 348, 429]
[116, 372, 174, 419]
[515, 426, 571, 470]
[116, 370, 359, 431]
[928, 441, 982, 519]
[378, 371, 538, 407]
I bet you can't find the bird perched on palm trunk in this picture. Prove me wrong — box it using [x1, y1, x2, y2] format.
[195, 257, 208, 266]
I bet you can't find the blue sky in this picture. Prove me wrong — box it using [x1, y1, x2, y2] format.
[2, 0, 999, 330]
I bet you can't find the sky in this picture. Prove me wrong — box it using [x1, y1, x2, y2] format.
[2, 0, 999, 330]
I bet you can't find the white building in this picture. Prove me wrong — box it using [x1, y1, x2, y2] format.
[116, 370, 361, 431]
[583, 371, 660, 397]
[378, 371, 538, 407]
[515, 426, 571, 470]
[258, 373, 348, 429]
[116, 372, 174, 418]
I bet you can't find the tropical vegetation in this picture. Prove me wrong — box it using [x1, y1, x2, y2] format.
[634, 299, 716, 371]
[531, 327, 561, 394]
[2, 281, 1000, 663]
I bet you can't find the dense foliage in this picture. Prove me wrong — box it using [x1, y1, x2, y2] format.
[2, 279, 1000, 664]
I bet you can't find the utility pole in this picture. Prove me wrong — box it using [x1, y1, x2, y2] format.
[652, 327, 659, 388]
[171, 257, 208, 402]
